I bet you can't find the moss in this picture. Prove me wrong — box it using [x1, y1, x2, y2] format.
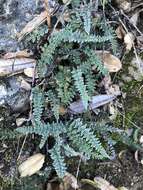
[114, 51, 143, 130]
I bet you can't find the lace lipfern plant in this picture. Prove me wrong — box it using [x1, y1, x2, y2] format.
[16, 0, 126, 179]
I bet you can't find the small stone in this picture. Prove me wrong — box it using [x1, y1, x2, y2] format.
[0, 76, 30, 112]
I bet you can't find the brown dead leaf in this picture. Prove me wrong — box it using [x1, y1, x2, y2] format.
[46, 173, 78, 190]
[109, 103, 118, 120]
[115, 25, 126, 39]
[3, 49, 33, 59]
[47, 183, 61, 190]
[17, 11, 47, 41]
[20, 78, 31, 90]
[69, 94, 118, 114]
[59, 106, 67, 115]
[124, 32, 135, 51]
[130, 12, 139, 26]
[118, 187, 128, 190]
[16, 117, 27, 127]
[18, 153, 45, 177]
[139, 135, 143, 144]
[0, 58, 36, 76]
[62, 172, 79, 190]
[24, 67, 37, 78]
[95, 51, 122, 72]
[94, 177, 118, 190]
[116, 0, 131, 12]
[107, 84, 121, 96]
[82, 178, 128, 190]
[62, 0, 70, 4]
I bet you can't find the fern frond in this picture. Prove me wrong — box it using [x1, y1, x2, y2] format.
[65, 30, 113, 43]
[56, 67, 75, 105]
[100, 21, 117, 55]
[82, 8, 91, 34]
[67, 119, 109, 159]
[0, 129, 20, 140]
[46, 90, 60, 121]
[50, 142, 67, 178]
[64, 144, 80, 157]
[32, 87, 44, 127]
[72, 69, 90, 109]
[16, 122, 65, 148]
[83, 48, 107, 75]
[85, 72, 96, 96]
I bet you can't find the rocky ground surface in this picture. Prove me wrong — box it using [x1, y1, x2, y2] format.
[0, 0, 44, 52]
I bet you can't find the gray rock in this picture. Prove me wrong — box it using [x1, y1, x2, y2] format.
[0, 0, 44, 52]
[0, 76, 30, 112]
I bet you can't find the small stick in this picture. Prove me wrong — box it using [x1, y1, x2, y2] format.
[44, 0, 51, 28]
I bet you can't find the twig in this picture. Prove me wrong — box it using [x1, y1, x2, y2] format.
[121, 10, 143, 36]
[50, 0, 71, 36]
[44, 0, 51, 28]
[131, 2, 143, 10]
[119, 18, 142, 73]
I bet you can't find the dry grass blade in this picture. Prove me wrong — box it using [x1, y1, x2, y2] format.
[17, 11, 47, 41]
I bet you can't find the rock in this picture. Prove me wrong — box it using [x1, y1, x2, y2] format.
[0, 76, 30, 112]
[0, 0, 44, 52]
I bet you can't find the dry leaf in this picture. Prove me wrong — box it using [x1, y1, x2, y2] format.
[59, 106, 67, 115]
[118, 187, 128, 190]
[46, 183, 60, 190]
[130, 12, 139, 26]
[81, 178, 127, 190]
[69, 94, 118, 114]
[62, 172, 79, 189]
[115, 25, 126, 39]
[16, 117, 26, 127]
[94, 177, 118, 190]
[109, 103, 118, 120]
[17, 11, 47, 41]
[124, 32, 135, 51]
[95, 51, 122, 72]
[20, 78, 31, 90]
[0, 58, 36, 76]
[107, 84, 121, 96]
[62, 0, 70, 4]
[139, 136, 143, 144]
[3, 49, 33, 59]
[24, 67, 37, 78]
[141, 159, 143, 165]
[116, 0, 131, 12]
[63, 11, 70, 22]
[18, 153, 45, 177]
